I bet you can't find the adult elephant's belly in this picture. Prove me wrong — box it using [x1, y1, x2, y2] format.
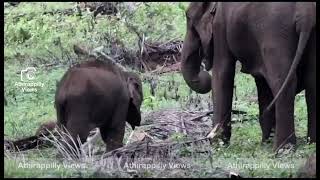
[226, 3, 268, 76]
[227, 28, 262, 76]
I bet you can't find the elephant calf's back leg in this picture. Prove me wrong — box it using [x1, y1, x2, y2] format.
[100, 104, 127, 152]
[61, 103, 96, 151]
[100, 122, 125, 152]
[255, 76, 276, 143]
[58, 117, 94, 159]
[65, 117, 94, 146]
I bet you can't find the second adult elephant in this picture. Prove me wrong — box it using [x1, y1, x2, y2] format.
[181, 2, 316, 151]
[55, 57, 143, 152]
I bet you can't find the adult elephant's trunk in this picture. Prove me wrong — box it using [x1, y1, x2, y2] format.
[181, 29, 211, 94]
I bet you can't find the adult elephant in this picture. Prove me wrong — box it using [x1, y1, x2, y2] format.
[181, 2, 316, 151]
[55, 56, 143, 152]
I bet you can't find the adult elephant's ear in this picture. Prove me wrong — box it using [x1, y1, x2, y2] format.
[126, 73, 143, 130]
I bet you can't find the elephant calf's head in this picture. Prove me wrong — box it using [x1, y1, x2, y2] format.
[125, 72, 143, 130]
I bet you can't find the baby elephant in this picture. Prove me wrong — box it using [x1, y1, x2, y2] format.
[55, 57, 143, 152]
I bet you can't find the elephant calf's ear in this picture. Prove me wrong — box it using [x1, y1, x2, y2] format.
[126, 74, 143, 130]
[126, 100, 141, 130]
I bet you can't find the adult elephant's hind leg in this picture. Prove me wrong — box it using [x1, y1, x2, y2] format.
[266, 72, 297, 152]
[305, 31, 316, 143]
[255, 76, 276, 143]
[306, 84, 316, 143]
[261, 40, 298, 152]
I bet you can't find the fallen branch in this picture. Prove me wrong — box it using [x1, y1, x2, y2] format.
[180, 116, 188, 135]
[4, 135, 53, 152]
[189, 110, 214, 122]
[150, 62, 180, 74]
[189, 109, 247, 122]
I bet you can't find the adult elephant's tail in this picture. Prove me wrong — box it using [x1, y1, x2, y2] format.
[265, 28, 314, 112]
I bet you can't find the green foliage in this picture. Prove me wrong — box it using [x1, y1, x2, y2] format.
[127, 2, 188, 42]
[4, 2, 188, 65]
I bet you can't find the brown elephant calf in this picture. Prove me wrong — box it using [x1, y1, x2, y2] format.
[55, 56, 143, 152]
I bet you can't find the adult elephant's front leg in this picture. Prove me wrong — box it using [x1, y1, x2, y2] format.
[210, 59, 236, 144]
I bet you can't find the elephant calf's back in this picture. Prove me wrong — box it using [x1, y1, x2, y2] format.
[55, 66, 128, 126]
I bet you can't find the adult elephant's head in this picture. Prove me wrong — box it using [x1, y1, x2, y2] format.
[125, 72, 143, 130]
[181, 2, 216, 94]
